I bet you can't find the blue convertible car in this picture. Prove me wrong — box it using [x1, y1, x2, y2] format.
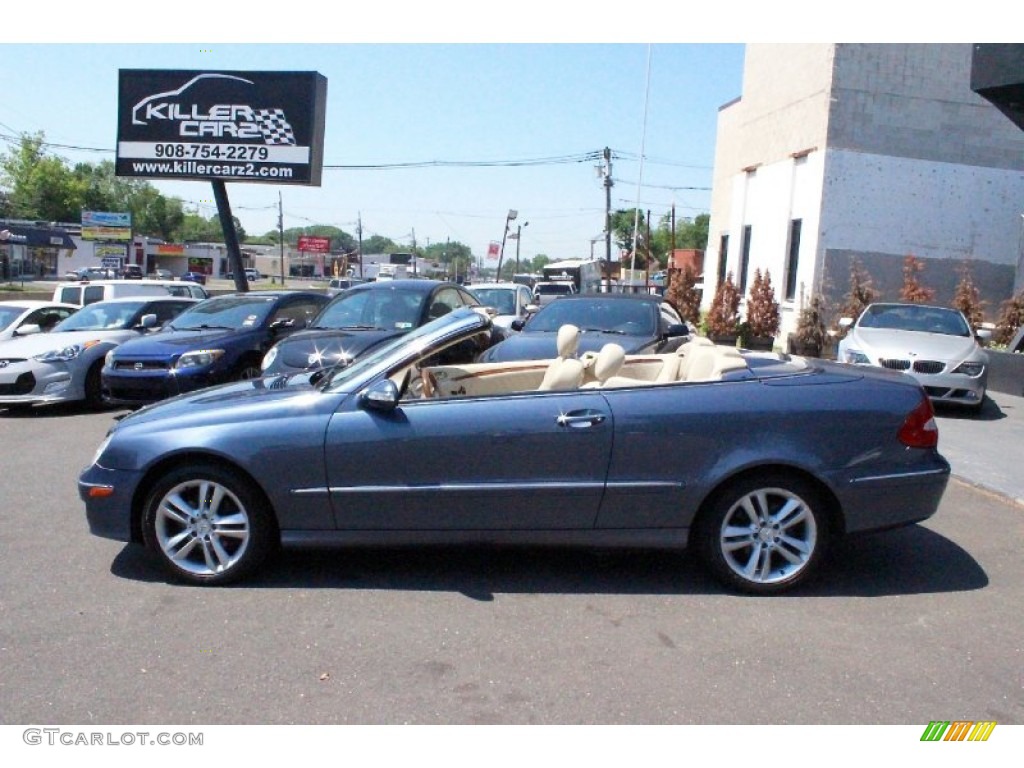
[80, 307, 950, 594]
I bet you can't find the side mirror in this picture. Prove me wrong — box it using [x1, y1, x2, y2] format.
[976, 328, 992, 341]
[525, 303, 540, 314]
[665, 323, 690, 338]
[15, 323, 42, 337]
[139, 314, 158, 329]
[359, 379, 400, 412]
[510, 319, 526, 332]
[838, 317, 854, 329]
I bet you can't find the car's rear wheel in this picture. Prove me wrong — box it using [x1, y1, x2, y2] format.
[235, 359, 263, 381]
[142, 465, 276, 585]
[83, 361, 104, 409]
[697, 473, 829, 595]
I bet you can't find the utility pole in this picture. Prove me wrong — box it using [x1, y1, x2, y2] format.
[357, 213, 364, 279]
[603, 147, 613, 264]
[278, 191, 285, 286]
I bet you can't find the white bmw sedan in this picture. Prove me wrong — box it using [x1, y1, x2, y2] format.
[837, 302, 989, 411]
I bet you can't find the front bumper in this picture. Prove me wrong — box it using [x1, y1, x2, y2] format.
[102, 367, 221, 406]
[0, 360, 78, 406]
[79, 462, 145, 542]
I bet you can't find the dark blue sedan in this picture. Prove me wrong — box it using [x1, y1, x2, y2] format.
[80, 307, 949, 594]
[100, 290, 330, 405]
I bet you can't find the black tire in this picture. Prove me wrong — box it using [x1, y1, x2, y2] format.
[235, 358, 263, 381]
[696, 473, 830, 595]
[83, 361, 104, 409]
[142, 464, 276, 586]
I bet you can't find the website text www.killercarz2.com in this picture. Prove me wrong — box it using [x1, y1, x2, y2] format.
[131, 161, 293, 179]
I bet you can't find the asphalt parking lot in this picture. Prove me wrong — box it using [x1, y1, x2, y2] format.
[0, 389, 1022, 728]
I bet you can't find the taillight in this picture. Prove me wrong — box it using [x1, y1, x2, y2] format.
[898, 396, 938, 448]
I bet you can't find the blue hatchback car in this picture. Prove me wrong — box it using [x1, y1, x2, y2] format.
[101, 290, 330, 406]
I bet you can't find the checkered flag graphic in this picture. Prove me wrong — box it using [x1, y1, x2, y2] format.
[254, 109, 297, 145]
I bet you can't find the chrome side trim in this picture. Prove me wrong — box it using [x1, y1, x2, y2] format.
[850, 467, 950, 484]
[292, 480, 681, 495]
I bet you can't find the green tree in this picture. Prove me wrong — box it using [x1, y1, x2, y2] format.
[361, 234, 399, 255]
[0, 132, 85, 221]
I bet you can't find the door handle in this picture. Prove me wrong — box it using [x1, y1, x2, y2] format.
[556, 412, 607, 428]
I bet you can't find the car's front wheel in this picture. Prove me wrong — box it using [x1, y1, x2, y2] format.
[142, 465, 276, 585]
[697, 473, 829, 595]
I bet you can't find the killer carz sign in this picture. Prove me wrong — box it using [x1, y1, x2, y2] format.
[116, 70, 327, 186]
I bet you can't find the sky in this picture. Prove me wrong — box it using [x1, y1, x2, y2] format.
[0, 4, 986, 264]
[0, 41, 742, 263]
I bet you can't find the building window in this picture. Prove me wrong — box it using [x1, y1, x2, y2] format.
[739, 225, 752, 293]
[717, 234, 729, 286]
[784, 219, 802, 301]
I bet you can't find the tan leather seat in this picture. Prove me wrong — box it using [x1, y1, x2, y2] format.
[538, 324, 585, 391]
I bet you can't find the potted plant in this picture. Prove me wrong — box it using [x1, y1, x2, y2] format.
[705, 271, 741, 345]
[741, 269, 780, 351]
[788, 295, 828, 357]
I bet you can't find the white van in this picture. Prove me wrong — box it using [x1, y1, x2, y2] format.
[53, 280, 185, 307]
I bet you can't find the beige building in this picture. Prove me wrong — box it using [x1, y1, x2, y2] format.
[705, 44, 1024, 338]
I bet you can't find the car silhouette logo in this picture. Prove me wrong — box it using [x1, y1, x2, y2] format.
[134, 362, 144, 370]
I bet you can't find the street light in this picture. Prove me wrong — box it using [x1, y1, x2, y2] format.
[509, 221, 529, 274]
[496, 209, 517, 279]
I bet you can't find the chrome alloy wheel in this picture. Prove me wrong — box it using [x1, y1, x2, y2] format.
[718, 487, 818, 586]
[153, 479, 251, 577]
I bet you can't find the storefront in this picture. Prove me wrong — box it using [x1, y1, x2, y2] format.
[0, 223, 77, 280]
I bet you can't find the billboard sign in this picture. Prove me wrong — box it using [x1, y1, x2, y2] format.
[82, 211, 132, 241]
[297, 235, 331, 253]
[116, 70, 328, 186]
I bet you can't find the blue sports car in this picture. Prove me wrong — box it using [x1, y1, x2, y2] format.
[80, 307, 950, 594]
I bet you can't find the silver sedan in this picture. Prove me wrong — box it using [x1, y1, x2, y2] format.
[837, 302, 989, 410]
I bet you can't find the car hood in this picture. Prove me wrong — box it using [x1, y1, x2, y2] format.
[478, 329, 654, 362]
[849, 328, 985, 360]
[114, 327, 257, 358]
[0, 329, 137, 357]
[111, 374, 331, 432]
[270, 328, 404, 371]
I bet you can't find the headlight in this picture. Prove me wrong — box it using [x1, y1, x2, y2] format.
[843, 349, 870, 365]
[91, 432, 113, 467]
[953, 361, 985, 377]
[261, 346, 278, 371]
[174, 349, 225, 369]
[34, 340, 99, 362]
[104, 349, 116, 367]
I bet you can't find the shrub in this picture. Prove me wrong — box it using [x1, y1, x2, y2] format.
[900, 254, 935, 304]
[951, 262, 985, 327]
[706, 271, 741, 339]
[993, 291, 1024, 346]
[665, 263, 702, 326]
[840, 258, 877, 323]
[744, 268, 780, 339]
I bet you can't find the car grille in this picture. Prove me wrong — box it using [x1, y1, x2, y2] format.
[880, 358, 911, 371]
[112, 360, 170, 371]
[0, 372, 36, 395]
[879, 358, 945, 374]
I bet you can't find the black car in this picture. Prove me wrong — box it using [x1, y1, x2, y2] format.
[120, 264, 144, 279]
[101, 291, 330, 405]
[477, 293, 690, 363]
[260, 279, 499, 376]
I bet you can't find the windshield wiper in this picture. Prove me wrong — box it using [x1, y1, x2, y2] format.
[582, 327, 626, 335]
[177, 324, 235, 331]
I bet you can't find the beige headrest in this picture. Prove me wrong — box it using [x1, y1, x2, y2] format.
[556, 324, 581, 358]
[593, 343, 626, 382]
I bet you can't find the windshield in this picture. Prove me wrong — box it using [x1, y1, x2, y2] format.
[857, 304, 970, 337]
[525, 298, 658, 335]
[535, 283, 573, 295]
[472, 288, 516, 314]
[53, 301, 148, 331]
[313, 288, 424, 331]
[0, 306, 24, 331]
[169, 295, 275, 330]
[321, 307, 487, 392]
